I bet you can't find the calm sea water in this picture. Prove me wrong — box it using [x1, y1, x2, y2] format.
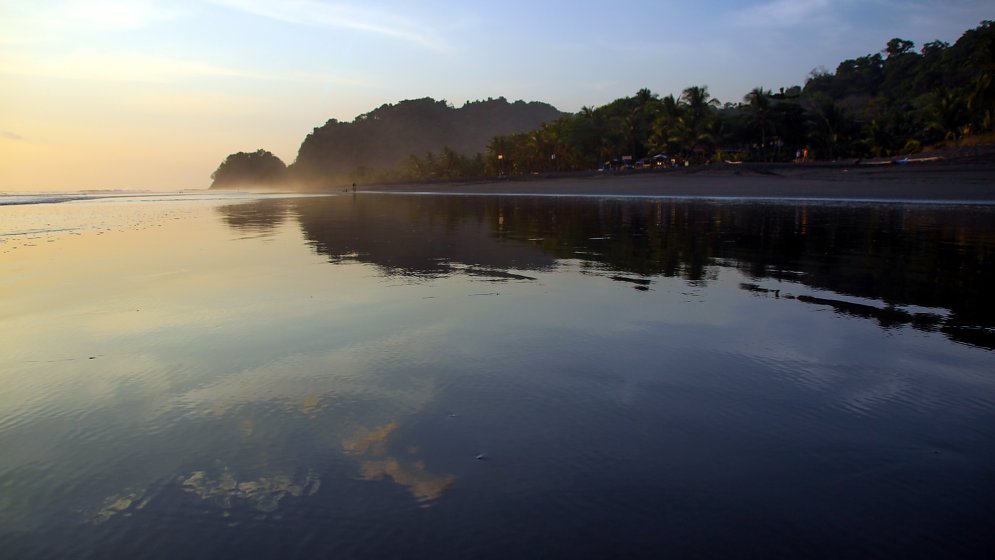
[1, 193, 993, 559]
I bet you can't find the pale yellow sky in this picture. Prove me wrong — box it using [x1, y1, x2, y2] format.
[0, 1, 370, 192]
[1, 71, 322, 191]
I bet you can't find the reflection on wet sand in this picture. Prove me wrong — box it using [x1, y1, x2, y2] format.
[94, 466, 320, 523]
[1, 193, 991, 559]
[739, 282, 955, 344]
[216, 198, 290, 233]
[343, 422, 455, 505]
[343, 421, 400, 455]
[179, 467, 320, 513]
[218, 195, 995, 348]
[359, 459, 455, 504]
[90, 488, 152, 525]
[301, 393, 322, 416]
[217, 195, 557, 277]
[793, 294, 944, 330]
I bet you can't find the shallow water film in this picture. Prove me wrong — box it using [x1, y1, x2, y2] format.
[1, 193, 994, 559]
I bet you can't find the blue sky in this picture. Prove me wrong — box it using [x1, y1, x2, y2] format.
[1, 0, 991, 190]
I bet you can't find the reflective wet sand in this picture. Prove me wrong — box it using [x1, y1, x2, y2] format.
[1, 193, 993, 559]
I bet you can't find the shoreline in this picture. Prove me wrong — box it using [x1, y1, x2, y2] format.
[351, 163, 995, 202]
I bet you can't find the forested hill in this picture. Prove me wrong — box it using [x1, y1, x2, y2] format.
[210, 97, 563, 189]
[293, 97, 562, 186]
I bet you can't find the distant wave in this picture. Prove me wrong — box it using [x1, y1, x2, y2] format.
[0, 194, 94, 206]
[1, 192, 332, 207]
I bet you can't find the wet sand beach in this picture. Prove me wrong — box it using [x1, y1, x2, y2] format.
[359, 163, 995, 202]
[2, 192, 994, 559]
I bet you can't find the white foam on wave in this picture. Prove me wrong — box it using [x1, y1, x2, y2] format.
[0, 194, 92, 206]
[0, 191, 333, 207]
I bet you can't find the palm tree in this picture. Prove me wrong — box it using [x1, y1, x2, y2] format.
[744, 87, 772, 161]
[808, 97, 846, 160]
[929, 90, 970, 145]
[862, 119, 889, 158]
[571, 106, 611, 168]
[682, 86, 718, 120]
[650, 94, 681, 153]
[677, 86, 720, 161]
[628, 88, 660, 158]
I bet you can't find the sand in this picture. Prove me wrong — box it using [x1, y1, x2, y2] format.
[358, 163, 995, 202]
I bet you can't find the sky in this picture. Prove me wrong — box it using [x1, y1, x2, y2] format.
[1, 0, 991, 191]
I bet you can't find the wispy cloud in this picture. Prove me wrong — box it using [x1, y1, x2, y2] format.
[1, 130, 25, 141]
[54, 0, 184, 29]
[0, 50, 368, 85]
[733, 0, 839, 28]
[5, 0, 186, 31]
[0, 1, 188, 47]
[211, 0, 449, 52]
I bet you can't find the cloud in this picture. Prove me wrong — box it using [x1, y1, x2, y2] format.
[179, 467, 320, 513]
[1, 130, 24, 141]
[734, 0, 838, 28]
[344, 421, 456, 504]
[55, 0, 184, 29]
[0, 49, 363, 85]
[211, 0, 449, 52]
[0, 1, 189, 48]
[3, 0, 184, 32]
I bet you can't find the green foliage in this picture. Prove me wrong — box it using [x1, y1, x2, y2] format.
[965, 21, 995, 131]
[928, 90, 970, 143]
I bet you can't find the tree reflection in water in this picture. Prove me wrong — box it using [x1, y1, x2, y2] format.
[216, 195, 995, 349]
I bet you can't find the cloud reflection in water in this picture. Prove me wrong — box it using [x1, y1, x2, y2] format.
[344, 422, 455, 505]
[179, 467, 320, 513]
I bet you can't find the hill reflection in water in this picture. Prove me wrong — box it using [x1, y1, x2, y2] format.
[217, 194, 995, 349]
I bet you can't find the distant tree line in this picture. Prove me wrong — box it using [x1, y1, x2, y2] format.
[477, 20, 994, 174]
[211, 21, 995, 189]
